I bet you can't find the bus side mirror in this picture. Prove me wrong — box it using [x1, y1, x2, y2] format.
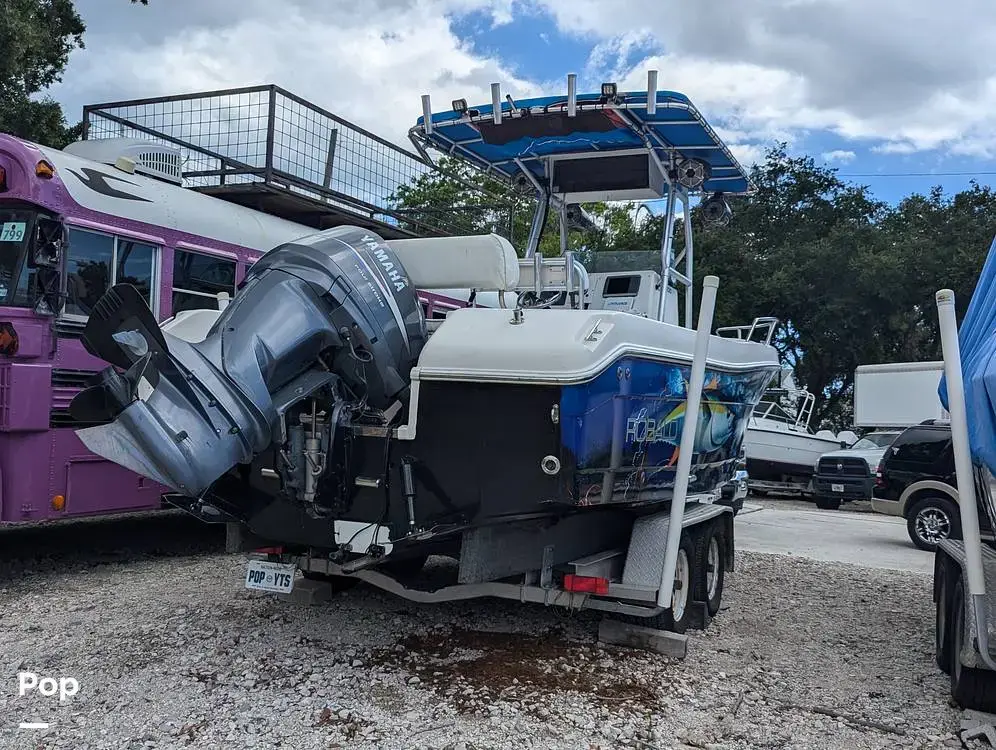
[30, 218, 65, 269]
[32, 267, 63, 317]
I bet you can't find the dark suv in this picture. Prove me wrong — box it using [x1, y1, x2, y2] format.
[872, 422, 969, 551]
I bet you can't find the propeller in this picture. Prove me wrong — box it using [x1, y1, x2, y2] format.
[70, 354, 155, 423]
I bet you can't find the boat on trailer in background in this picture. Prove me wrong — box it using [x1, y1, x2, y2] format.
[69, 71, 781, 632]
[742, 374, 857, 495]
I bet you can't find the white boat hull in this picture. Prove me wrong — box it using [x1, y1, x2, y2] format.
[744, 417, 843, 482]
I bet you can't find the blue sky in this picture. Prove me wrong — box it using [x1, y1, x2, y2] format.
[52, 0, 996, 208]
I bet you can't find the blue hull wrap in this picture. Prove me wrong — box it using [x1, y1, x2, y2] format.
[560, 357, 778, 504]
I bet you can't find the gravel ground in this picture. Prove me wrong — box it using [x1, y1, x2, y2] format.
[0, 513, 972, 750]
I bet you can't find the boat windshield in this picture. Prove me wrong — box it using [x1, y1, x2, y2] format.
[851, 432, 901, 449]
[0, 207, 37, 307]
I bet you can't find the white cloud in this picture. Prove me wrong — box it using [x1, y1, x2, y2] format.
[55, 0, 539, 153]
[821, 149, 856, 164]
[532, 0, 996, 158]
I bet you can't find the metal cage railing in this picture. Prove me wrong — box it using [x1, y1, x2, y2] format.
[81, 85, 522, 240]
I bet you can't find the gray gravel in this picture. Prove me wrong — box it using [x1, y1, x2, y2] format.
[0, 515, 971, 750]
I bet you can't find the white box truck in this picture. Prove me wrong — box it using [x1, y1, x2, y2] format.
[853, 361, 949, 428]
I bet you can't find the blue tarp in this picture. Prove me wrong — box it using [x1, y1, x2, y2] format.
[939, 235, 996, 473]
[416, 90, 751, 195]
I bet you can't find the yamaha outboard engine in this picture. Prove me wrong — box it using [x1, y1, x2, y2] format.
[69, 226, 426, 510]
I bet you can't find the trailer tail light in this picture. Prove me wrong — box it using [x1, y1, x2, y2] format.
[0, 166, 6, 192]
[563, 574, 609, 595]
[254, 546, 284, 555]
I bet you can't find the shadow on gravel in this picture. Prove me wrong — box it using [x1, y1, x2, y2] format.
[370, 626, 660, 714]
[0, 510, 224, 575]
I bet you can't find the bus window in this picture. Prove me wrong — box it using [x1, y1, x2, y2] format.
[116, 240, 156, 304]
[64, 228, 158, 317]
[172, 249, 236, 313]
[65, 229, 112, 317]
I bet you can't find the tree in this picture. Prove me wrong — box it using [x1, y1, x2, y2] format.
[389, 155, 598, 256]
[0, 0, 85, 147]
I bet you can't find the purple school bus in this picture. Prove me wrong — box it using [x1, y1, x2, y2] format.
[0, 134, 325, 524]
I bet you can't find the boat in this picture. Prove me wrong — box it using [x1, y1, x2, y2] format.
[742, 374, 856, 488]
[66, 73, 781, 598]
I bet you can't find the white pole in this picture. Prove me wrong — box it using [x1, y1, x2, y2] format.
[936, 288, 996, 670]
[657, 275, 718, 608]
[567, 73, 577, 117]
[937, 289, 986, 596]
[491, 83, 502, 125]
[646, 70, 658, 115]
[421, 95, 433, 135]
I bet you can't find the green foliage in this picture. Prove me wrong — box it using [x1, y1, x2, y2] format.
[0, 0, 85, 147]
[389, 155, 591, 257]
[389, 144, 996, 430]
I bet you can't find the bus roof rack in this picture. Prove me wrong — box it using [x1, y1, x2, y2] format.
[81, 85, 522, 241]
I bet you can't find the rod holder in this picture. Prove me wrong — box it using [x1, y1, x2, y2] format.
[657, 276, 719, 608]
[567, 73, 577, 117]
[491, 83, 502, 125]
[421, 95, 433, 135]
[647, 70, 658, 115]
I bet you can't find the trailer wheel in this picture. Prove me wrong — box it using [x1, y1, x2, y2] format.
[619, 531, 696, 633]
[950, 578, 996, 712]
[694, 522, 726, 617]
[907, 496, 961, 552]
[934, 553, 954, 674]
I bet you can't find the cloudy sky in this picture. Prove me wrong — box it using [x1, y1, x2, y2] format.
[48, 0, 996, 205]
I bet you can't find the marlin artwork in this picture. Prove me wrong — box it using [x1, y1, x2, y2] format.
[561, 361, 774, 504]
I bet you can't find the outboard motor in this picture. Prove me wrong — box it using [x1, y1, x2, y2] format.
[69, 226, 426, 510]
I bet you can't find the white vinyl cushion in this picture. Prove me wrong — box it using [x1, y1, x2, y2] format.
[386, 234, 520, 291]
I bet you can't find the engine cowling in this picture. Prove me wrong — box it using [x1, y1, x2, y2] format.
[70, 225, 427, 499]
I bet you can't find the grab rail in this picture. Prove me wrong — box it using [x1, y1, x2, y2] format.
[715, 316, 778, 346]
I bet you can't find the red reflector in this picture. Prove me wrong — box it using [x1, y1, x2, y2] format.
[0, 165, 6, 191]
[254, 546, 284, 555]
[563, 574, 609, 595]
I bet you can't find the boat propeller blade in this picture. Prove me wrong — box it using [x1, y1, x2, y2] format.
[70, 354, 154, 423]
[80, 283, 170, 370]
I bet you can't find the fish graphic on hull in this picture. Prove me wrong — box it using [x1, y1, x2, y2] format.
[560, 361, 775, 504]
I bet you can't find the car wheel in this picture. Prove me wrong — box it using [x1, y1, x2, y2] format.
[814, 496, 842, 510]
[907, 496, 962, 552]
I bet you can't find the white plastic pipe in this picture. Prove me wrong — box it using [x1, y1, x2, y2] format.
[937, 289, 986, 596]
[491, 83, 502, 125]
[657, 275, 718, 608]
[936, 288, 996, 671]
[647, 70, 658, 115]
[421, 95, 433, 135]
[567, 73, 577, 117]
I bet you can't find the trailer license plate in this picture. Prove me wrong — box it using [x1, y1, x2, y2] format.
[245, 560, 296, 594]
[831, 483, 844, 493]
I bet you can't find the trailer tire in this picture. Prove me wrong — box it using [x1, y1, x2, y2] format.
[620, 531, 696, 634]
[814, 496, 842, 510]
[935, 553, 956, 674]
[694, 522, 726, 617]
[950, 578, 996, 712]
[907, 496, 961, 552]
